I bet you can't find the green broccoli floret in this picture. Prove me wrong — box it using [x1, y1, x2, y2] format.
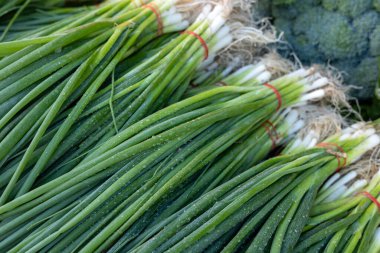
[263, 0, 380, 100]
[322, 0, 338, 11]
[294, 0, 322, 12]
[350, 57, 379, 98]
[374, 0, 380, 12]
[272, 4, 298, 19]
[317, 11, 364, 59]
[354, 11, 379, 35]
[338, 0, 372, 18]
[273, 0, 296, 4]
[370, 25, 380, 56]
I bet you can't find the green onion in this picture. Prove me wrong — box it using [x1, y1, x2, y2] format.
[0, 0, 188, 203]
[296, 168, 380, 252]
[2, 2, 377, 252]
[0, 0, 103, 42]
[0, 62, 332, 252]
[125, 126, 378, 253]
[107, 106, 304, 252]
[369, 228, 380, 253]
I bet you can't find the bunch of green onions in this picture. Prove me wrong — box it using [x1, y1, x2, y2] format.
[33, 4, 230, 184]
[2, 1, 379, 252]
[0, 63, 330, 251]
[293, 123, 380, 252]
[126, 126, 379, 253]
[0, 3, 239, 203]
[296, 166, 380, 252]
[0, 0, 189, 203]
[107, 107, 305, 252]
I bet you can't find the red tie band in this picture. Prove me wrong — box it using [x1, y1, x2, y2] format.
[317, 142, 347, 172]
[181, 31, 209, 60]
[262, 120, 279, 150]
[358, 191, 380, 212]
[143, 3, 163, 36]
[263, 83, 282, 112]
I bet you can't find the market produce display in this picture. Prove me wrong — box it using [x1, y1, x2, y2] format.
[0, 0, 379, 252]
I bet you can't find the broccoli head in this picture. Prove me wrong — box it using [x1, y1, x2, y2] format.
[258, 0, 380, 100]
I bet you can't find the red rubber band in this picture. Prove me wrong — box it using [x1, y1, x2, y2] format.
[262, 120, 279, 150]
[143, 3, 163, 36]
[262, 124, 276, 150]
[263, 83, 282, 112]
[359, 191, 380, 212]
[317, 142, 347, 172]
[264, 120, 280, 140]
[181, 31, 209, 60]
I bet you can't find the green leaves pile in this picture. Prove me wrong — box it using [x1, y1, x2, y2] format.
[0, 0, 380, 252]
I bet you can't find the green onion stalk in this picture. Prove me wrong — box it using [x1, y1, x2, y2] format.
[126, 126, 379, 253]
[0, 6, 93, 42]
[192, 61, 229, 86]
[0, 0, 70, 19]
[0, 62, 268, 251]
[187, 57, 238, 89]
[0, 3, 187, 188]
[26, 4, 228, 187]
[0, 0, 106, 42]
[113, 33, 178, 77]
[213, 108, 305, 182]
[369, 228, 380, 253]
[108, 107, 305, 253]
[296, 125, 380, 252]
[0, 66, 329, 251]
[315, 170, 367, 205]
[135, 93, 305, 227]
[0, 0, 158, 57]
[280, 128, 321, 155]
[0, 0, 188, 204]
[296, 165, 380, 253]
[40, 54, 263, 183]
[0, 4, 234, 199]
[185, 62, 272, 97]
[369, 120, 380, 253]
